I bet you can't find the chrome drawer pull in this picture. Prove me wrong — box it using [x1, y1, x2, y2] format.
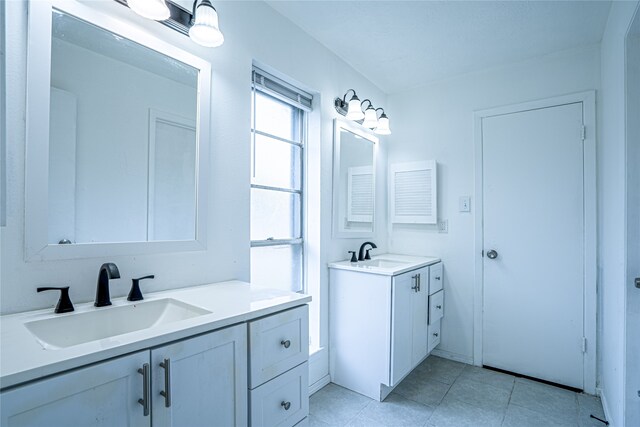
[436, 305, 442, 309]
[281, 401, 291, 410]
[433, 332, 439, 337]
[137, 363, 150, 416]
[435, 276, 441, 280]
[281, 339, 291, 349]
[159, 358, 171, 408]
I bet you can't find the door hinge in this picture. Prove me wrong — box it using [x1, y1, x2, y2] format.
[582, 337, 587, 353]
[581, 125, 586, 141]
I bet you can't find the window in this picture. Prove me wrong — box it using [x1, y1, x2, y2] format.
[250, 68, 311, 293]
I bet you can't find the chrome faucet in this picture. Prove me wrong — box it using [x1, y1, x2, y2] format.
[95, 263, 120, 307]
[358, 242, 377, 261]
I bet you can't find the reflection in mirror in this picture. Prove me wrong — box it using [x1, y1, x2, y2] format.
[332, 119, 378, 238]
[48, 10, 198, 244]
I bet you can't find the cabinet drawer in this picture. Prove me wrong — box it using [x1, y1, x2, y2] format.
[429, 263, 443, 294]
[428, 319, 441, 353]
[249, 362, 309, 427]
[249, 305, 309, 388]
[428, 290, 444, 325]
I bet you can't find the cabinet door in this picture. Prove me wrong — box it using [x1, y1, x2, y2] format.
[411, 267, 429, 366]
[1, 351, 150, 427]
[152, 324, 248, 427]
[391, 270, 416, 385]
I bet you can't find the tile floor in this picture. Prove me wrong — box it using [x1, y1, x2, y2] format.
[309, 356, 606, 427]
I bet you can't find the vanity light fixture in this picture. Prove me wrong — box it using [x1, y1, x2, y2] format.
[189, 0, 224, 47]
[334, 90, 391, 135]
[127, 0, 170, 21]
[335, 89, 365, 121]
[361, 100, 378, 129]
[374, 108, 391, 135]
[119, 0, 224, 48]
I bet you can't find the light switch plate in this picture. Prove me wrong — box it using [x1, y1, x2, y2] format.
[438, 219, 448, 233]
[459, 196, 471, 212]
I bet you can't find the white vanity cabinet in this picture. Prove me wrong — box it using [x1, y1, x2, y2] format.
[1, 350, 150, 427]
[390, 266, 429, 386]
[151, 324, 248, 427]
[248, 305, 309, 427]
[329, 257, 443, 401]
[1, 324, 247, 427]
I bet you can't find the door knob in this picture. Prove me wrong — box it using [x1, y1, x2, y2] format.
[486, 250, 498, 259]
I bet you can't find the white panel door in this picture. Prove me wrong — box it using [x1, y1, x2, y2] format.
[152, 324, 248, 427]
[482, 102, 584, 389]
[0, 351, 150, 427]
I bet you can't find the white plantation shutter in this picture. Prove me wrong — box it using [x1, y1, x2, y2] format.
[347, 166, 373, 222]
[390, 161, 437, 224]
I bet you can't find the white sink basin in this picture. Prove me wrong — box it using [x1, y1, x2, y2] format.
[360, 259, 410, 268]
[25, 298, 211, 350]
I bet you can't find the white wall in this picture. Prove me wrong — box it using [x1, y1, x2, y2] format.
[599, 1, 639, 425]
[1, 0, 388, 388]
[386, 46, 601, 363]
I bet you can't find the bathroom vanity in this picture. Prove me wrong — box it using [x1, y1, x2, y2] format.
[329, 254, 443, 401]
[0, 281, 311, 427]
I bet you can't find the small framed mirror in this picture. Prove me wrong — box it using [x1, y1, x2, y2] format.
[332, 118, 378, 238]
[25, 0, 211, 261]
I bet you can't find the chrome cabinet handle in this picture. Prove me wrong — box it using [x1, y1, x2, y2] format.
[436, 305, 442, 309]
[433, 332, 439, 337]
[281, 401, 291, 410]
[281, 340, 291, 349]
[159, 358, 171, 408]
[411, 274, 419, 292]
[486, 250, 498, 259]
[138, 363, 150, 416]
[417, 274, 421, 292]
[435, 276, 441, 280]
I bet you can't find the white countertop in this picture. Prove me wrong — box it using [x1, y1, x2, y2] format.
[328, 253, 440, 276]
[0, 281, 310, 390]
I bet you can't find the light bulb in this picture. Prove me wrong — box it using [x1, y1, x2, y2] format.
[362, 106, 378, 129]
[189, 0, 224, 47]
[374, 113, 391, 135]
[127, 0, 170, 21]
[345, 94, 365, 121]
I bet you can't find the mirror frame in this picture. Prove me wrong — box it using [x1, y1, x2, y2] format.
[25, 0, 211, 261]
[332, 118, 378, 239]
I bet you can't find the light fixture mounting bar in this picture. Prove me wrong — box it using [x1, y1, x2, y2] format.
[114, 0, 192, 36]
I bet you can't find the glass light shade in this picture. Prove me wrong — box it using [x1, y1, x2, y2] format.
[127, 0, 170, 21]
[362, 106, 378, 129]
[189, 1, 224, 47]
[375, 113, 391, 135]
[345, 95, 365, 121]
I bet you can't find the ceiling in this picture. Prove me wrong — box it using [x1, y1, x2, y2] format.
[265, 0, 612, 94]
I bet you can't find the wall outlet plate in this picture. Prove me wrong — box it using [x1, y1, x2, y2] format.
[438, 219, 448, 233]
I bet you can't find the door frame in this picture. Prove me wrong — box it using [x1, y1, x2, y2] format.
[472, 91, 597, 394]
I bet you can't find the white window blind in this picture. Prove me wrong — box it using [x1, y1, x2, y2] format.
[252, 67, 312, 111]
[390, 161, 437, 224]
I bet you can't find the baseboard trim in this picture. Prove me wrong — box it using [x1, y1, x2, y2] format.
[597, 387, 614, 427]
[431, 349, 473, 365]
[309, 374, 331, 396]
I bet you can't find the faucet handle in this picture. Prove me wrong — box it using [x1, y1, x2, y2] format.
[348, 251, 358, 263]
[37, 286, 74, 314]
[365, 249, 372, 260]
[128, 275, 155, 302]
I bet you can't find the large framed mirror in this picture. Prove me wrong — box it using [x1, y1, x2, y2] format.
[25, 0, 211, 261]
[332, 118, 378, 238]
